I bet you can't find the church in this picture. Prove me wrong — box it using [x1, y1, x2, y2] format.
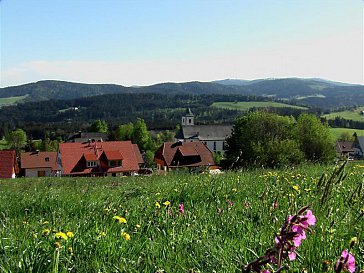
[175, 109, 233, 154]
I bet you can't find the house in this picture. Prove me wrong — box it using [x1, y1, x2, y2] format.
[66, 132, 108, 143]
[0, 150, 18, 178]
[58, 140, 143, 176]
[21, 151, 59, 177]
[353, 133, 364, 159]
[335, 141, 355, 159]
[154, 141, 215, 171]
[175, 109, 232, 154]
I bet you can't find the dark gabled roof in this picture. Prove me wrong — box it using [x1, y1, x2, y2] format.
[358, 136, 364, 151]
[21, 151, 58, 170]
[0, 150, 16, 178]
[336, 141, 355, 153]
[179, 125, 232, 141]
[154, 141, 214, 167]
[67, 132, 108, 143]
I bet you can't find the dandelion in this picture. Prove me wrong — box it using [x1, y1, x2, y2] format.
[232, 188, 237, 192]
[334, 249, 355, 273]
[55, 231, 68, 240]
[42, 228, 51, 236]
[163, 201, 171, 207]
[121, 232, 131, 241]
[54, 241, 61, 249]
[113, 216, 127, 224]
[66, 231, 74, 238]
[67, 246, 73, 254]
[155, 201, 161, 209]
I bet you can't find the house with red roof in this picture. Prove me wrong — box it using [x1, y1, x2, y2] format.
[21, 151, 59, 177]
[154, 141, 215, 172]
[0, 150, 18, 179]
[58, 140, 143, 176]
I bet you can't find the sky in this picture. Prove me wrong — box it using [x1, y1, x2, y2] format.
[1, 0, 363, 87]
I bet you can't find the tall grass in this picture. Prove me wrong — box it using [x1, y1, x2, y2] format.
[0, 163, 363, 272]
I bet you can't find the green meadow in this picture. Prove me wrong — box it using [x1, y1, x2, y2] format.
[212, 101, 308, 111]
[0, 95, 28, 107]
[330, 127, 364, 140]
[323, 107, 364, 123]
[0, 163, 363, 272]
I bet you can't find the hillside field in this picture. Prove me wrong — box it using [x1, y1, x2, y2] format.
[212, 101, 308, 111]
[1, 163, 363, 272]
[323, 107, 364, 122]
[330, 127, 364, 140]
[0, 95, 27, 107]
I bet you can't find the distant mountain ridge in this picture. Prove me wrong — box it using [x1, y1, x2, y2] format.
[0, 78, 363, 109]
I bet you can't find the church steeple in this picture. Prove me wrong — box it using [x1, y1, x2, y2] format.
[181, 108, 194, 126]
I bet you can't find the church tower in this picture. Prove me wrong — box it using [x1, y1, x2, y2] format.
[181, 108, 194, 126]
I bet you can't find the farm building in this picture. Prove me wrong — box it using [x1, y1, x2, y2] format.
[21, 151, 59, 177]
[154, 141, 215, 172]
[58, 140, 143, 176]
[0, 150, 18, 179]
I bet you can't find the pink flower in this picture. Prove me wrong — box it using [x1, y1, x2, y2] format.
[302, 210, 316, 227]
[336, 249, 356, 273]
[179, 203, 185, 214]
[262, 270, 271, 273]
[288, 251, 297, 261]
[292, 225, 306, 247]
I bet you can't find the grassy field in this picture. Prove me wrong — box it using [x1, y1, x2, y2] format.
[212, 101, 308, 111]
[0, 163, 363, 272]
[0, 95, 28, 107]
[323, 107, 364, 122]
[330, 127, 364, 140]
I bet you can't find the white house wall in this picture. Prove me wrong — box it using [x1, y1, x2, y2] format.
[25, 168, 54, 177]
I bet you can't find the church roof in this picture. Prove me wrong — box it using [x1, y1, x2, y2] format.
[179, 125, 232, 141]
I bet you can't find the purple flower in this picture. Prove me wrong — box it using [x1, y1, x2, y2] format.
[302, 209, 316, 227]
[262, 270, 271, 273]
[179, 203, 185, 214]
[335, 249, 355, 273]
[288, 251, 297, 261]
[292, 225, 306, 247]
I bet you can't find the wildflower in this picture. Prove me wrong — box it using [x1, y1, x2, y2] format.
[42, 221, 49, 225]
[136, 224, 141, 228]
[66, 231, 74, 238]
[155, 201, 161, 209]
[67, 246, 73, 254]
[163, 201, 171, 207]
[52, 228, 57, 233]
[217, 208, 223, 215]
[22, 220, 28, 225]
[113, 216, 127, 224]
[54, 241, 61, 248]
[227, 200, 234, 208]
[99, 231, 106, 237]
[243, 202, 250, 208]
[32, 232, 38, 239]
[292, 185, 300, 193]
[334, 249, 355, 273]
[232, 188, 237, 192]
[167, 208, 172, 216]
[42, 229, 51, 236]
[103, 207, 110, 214]
[55, 231, 68, 240]
[272, 202, 278, 209]
[179, 203, 185, 214]
[302, 209, 316, 227]
[304, 188, 311, 193]
[350, 237, 358, 248]
[121, 232, 131, 241]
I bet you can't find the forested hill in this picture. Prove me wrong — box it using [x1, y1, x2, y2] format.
[1, 78, 363, 109]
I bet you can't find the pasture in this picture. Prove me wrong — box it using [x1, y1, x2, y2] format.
[0, 163, 363, 272]
[330, 127, 364, 140]
[323, 107, 364, 123]
[211, 101, 308, 111]
[0, 95, 28, 107]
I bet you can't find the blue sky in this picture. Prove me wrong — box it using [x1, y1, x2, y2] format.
[1, 0, 363, 87]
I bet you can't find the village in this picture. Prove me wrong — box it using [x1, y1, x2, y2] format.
[1, 109, 363, 179]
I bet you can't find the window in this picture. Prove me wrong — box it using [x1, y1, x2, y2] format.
[189, 118, 192, 124]
[213, 141, 217, 151]
[87, 161, 97, 167]
[109, 160, 122, 167]
[45, 157, 49, 162]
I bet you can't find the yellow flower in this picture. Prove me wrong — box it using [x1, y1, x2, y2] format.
[350, 237, 358, 247]
[66, 231, 74, 238]
[42, 221, 49, 225]
[163, 201, 171, 207]
[67, 246, 73, 254]
[99, 231, 106, 237]
[232, 188, 237, 192]
[22, 220, 28, 225]
[54, 241, 61, 248]
[304, 188, 311, 193]
[55, 231, 68, 240]
[32, 232, 38, 239]
[121, 232, 131, 241]
[155, 201, 161, 208]
[113, 216, 127, 224]
[52, 228, 57, 233]
[42, 229, 50, 236]
[136, 224, 141, 228]
[103, 207, 110, 214]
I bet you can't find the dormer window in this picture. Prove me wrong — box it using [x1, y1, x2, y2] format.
[109, 160, 122, 167]
[87, 161, 97, 167]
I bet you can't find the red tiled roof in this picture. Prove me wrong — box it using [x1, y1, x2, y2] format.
[103, 150, 123, 161]
[155, 141, 214, 167]
[59, 141, 142, 175]
[21, 151, 58, 170]
[133, 144, 144, 165]
[83, 153, 98, 161]
[0, 150, 16, 178]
